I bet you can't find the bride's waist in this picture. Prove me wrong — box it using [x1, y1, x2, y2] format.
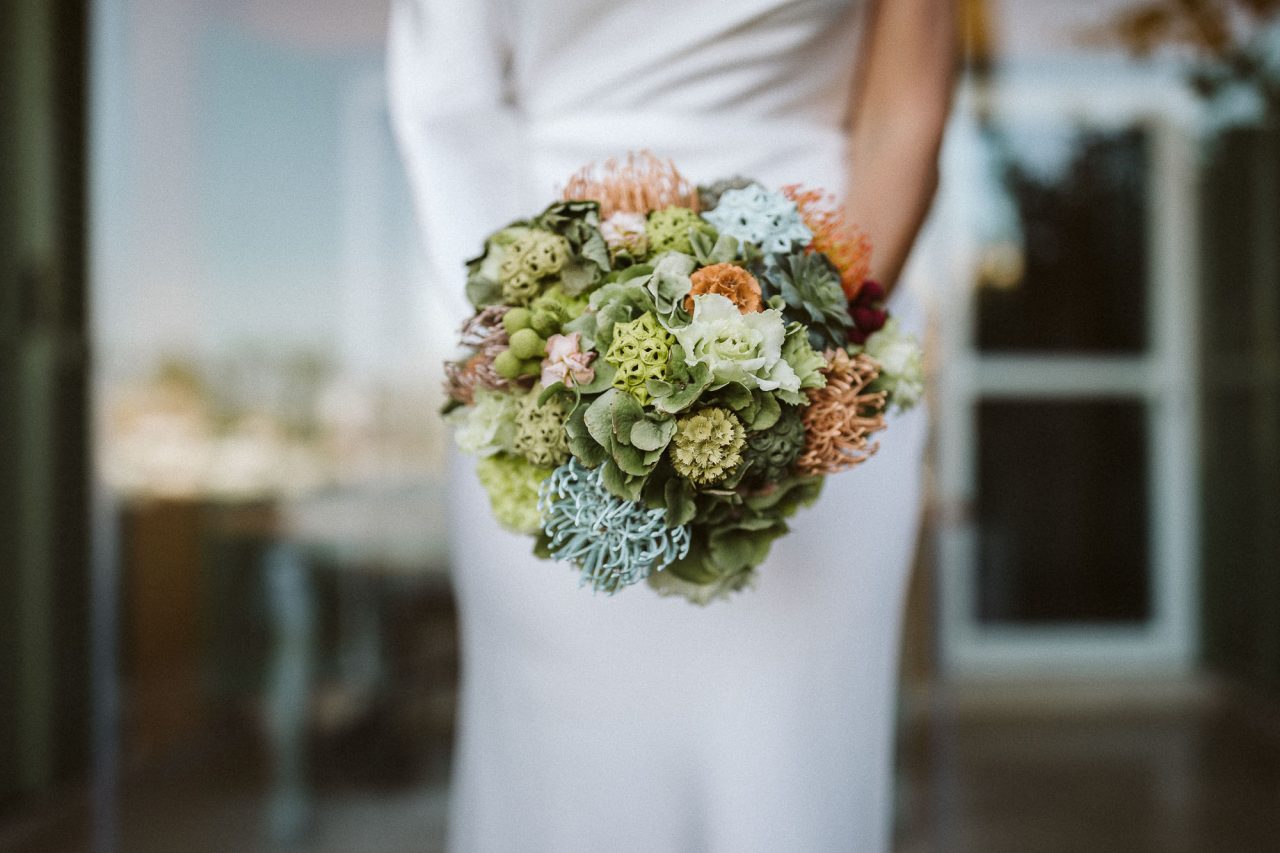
[518, 108, 849, 188]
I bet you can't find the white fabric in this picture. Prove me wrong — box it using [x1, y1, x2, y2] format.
[387, 2, 927, 851]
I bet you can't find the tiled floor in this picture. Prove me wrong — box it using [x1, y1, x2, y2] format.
[6, 688, 1280, 852]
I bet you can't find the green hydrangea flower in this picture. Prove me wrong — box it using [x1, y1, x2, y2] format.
[671, 407, 746, 485]
[499, 230, 572, 305]
[739, 406, 806, 484]
[475, 453, 552, 535]
[448, 388, 520, 457]
[646, 207, 717, 255]
[513, 392, 571, 467]
[605, 311, 674, 404]
[864, 317, 925, 411]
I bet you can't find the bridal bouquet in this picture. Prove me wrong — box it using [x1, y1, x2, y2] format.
[442, 153, 922, 603]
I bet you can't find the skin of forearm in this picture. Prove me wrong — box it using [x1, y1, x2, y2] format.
[844, 111, 946, 288]
[843, 0, 957, 292]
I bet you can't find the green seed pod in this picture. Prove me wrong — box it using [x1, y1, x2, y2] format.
[502, 307, 533, 335]
[530, 307, 563, 338]
[508, 328, 546, 360]
[493, 349, 524, 380]
[519, 357, 544, 376]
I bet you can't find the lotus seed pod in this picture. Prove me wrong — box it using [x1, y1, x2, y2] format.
[502, 307, 533, 335]
[508, 328, 546, 360]
[493, 349, 524, 380]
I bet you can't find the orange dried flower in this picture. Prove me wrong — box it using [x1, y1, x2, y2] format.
[795, 349, 887, 475]
[782, 184, 872, 300]
[562, 151, 700, 218]
[685, 263, 763, 314]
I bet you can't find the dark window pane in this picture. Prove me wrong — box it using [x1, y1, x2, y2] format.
[977, 127, 1148, 354]
[976, 400, 1150, 624]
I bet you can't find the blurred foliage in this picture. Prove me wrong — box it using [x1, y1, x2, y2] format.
[1098, 0, 1280, 111]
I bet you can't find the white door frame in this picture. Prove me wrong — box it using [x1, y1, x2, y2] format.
[931, 68, 1204, 676]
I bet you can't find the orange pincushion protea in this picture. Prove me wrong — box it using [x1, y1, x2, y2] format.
[685, 263, 763, 314]
[795, 349, 887, 475]
[561, 151, 700, 218]
[782, 184, 871, 300]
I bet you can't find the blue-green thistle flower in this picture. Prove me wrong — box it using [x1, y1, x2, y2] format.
[537, 459, 691, 594]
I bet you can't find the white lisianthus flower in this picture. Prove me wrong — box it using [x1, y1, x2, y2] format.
[448, 388, 520, 457]
[863, 318, 924, 411]
[673, 294, 800, 393]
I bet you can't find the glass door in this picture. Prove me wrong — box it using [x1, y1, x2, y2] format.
[932, 70, 1203, 674]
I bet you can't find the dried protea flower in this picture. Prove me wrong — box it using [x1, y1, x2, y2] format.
[795, 349, 887, 476]
[444, 349, 516, 405]
[782, 184, 872, 300]
[561, 150, 700, 218]
[685, 263, 763, 314]
[458, 305, 510, 349]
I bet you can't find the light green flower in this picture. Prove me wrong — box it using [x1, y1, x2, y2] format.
[475, 453, 552, 535]
[448, 388, 520, 457]
[672, 294, 800, 394]
[778, 321, 827, 404]
[863, 318, 925, 411]
[605, 311, 675, 403]
[513, 391, 571, 467]
[671, 407, 746, 485]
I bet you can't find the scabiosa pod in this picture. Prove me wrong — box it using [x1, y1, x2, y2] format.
[646, 206, 717, 255]
[671, 407, 746, 486]
[605, 311, 675, 404]
[538, 459, 691, 594]
[700, 184, 812, 254]
[499, 230, 572, 305]
[513, 392, 572, 467]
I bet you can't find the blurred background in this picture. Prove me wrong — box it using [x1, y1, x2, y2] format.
[2, 0, 1278, 850]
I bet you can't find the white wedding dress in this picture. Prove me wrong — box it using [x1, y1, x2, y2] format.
[388, 1, 928, 850]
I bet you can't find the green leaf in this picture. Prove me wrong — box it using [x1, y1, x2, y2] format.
[664, 477, 698, 527]
[559, 256, 603, 296]
[465, 274, 503, 308]
[629, 416, 676, 452]
[583, 390, 618, 447]
[748, 390, 781, 431]
[570, 360, 616, 395]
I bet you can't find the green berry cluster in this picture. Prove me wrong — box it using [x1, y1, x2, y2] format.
[605, 312, 674, 404]
[493, 308, 547, 380]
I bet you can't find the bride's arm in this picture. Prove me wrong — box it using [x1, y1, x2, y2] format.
[844, 0, 958, 291]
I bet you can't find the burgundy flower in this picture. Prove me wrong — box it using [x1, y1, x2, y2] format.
[847, 279, 887, 345]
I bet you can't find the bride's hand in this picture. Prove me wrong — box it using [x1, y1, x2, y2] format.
[843, 0, 958, 293]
